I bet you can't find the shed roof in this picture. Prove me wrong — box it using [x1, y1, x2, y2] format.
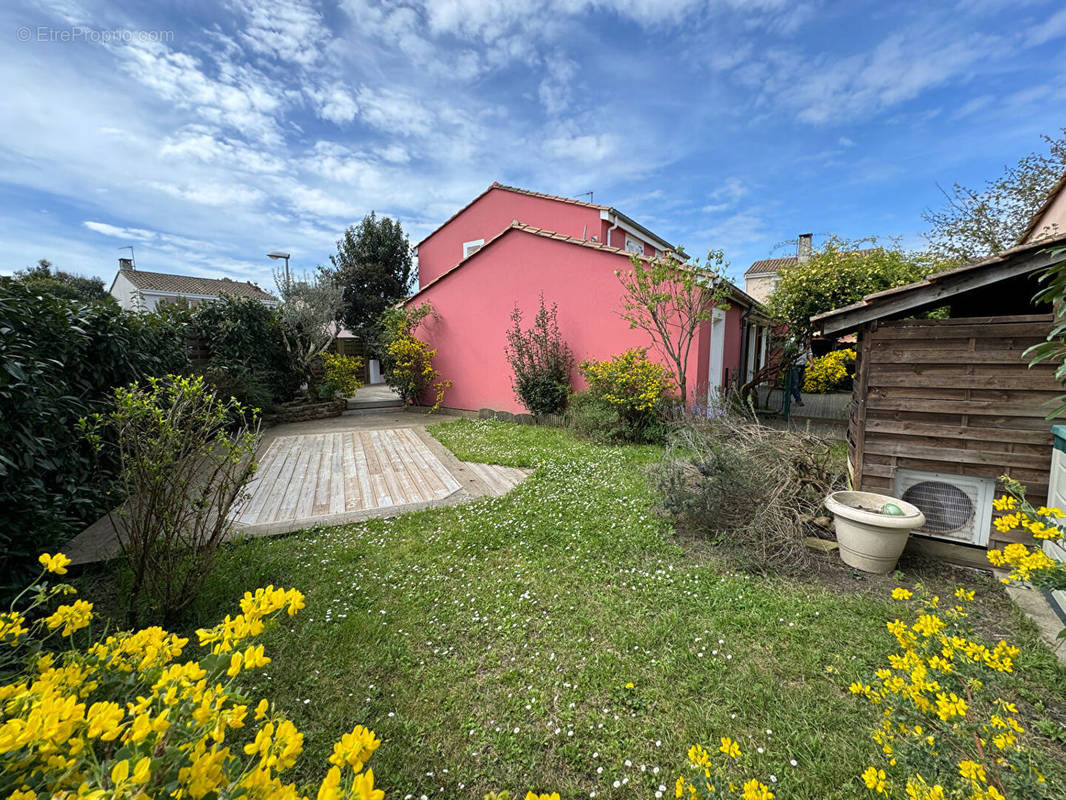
[811, 233, 1066, 337]
[745, 256, 797, 277]
[119, 269, 276, 302]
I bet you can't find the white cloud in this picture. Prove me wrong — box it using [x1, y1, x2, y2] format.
[83, 221, 157, 240]
[232, 0, 330, 67]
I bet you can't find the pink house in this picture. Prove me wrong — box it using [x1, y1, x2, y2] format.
[406, 183, 769, 413]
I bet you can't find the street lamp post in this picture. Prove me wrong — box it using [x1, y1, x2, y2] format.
[267, 250, 291, 284]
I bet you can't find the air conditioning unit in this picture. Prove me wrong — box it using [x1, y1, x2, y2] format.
[893, 469, 995, 547]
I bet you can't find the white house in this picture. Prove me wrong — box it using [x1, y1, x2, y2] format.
[108, 258, 277, 311]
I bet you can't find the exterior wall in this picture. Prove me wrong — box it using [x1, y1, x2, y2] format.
[109, 271, 139, 310]
[604, 223, 658, 257]
[1025, 188, 1066, 242]
[416, 188, 603, 287]
[407, 231, 741, 412]
[849, 314, 1057, 550]
[744, 274, 777, 305]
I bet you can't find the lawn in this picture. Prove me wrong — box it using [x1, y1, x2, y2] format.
[98, 419, 1066, 798]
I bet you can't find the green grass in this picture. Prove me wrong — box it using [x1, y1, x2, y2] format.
[97, 420, 1066, 798]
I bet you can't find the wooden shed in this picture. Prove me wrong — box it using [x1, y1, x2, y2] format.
[811, 234, 1066, 564]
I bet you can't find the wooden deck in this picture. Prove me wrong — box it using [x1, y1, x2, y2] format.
[233, 428, 464, 526]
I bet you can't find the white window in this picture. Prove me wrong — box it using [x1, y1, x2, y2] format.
[463, 239, 484, 259]
[624, 235, 644, 254]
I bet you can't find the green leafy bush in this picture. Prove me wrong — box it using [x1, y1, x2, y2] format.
[379, 303, 450, 409]
[0, 280, 189, 591]
[316, 352, 364, 400]
[84, 374, 260, 625]
[573, 349, 673, 443]
[505, 295, 574, 416]
[191, 295, 301, 406]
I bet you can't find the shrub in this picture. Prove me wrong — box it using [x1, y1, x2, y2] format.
[505, 295, 574, 416]
[846, 584, 1060, 799]
[576, 348, 673, 443]
[191, 295, 301, 406]
[674, 586, 1061, 800]
[84, 374, 260, 626]
[379, 303, 450, 410]
[315, 352, 364, 400]
[655, 412, 843, 571]
[0, 280, 189, 591]
[0, 554, 387, 799]
[803, 348, 856, 393]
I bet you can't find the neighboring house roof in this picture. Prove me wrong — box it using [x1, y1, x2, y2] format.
[811, 232, 1066, 337]
[116, 269, 276, 302]
[1017, 172, 1066, 244]
[744, 248, 879, 277]
[413, 182, 676, 252]
[407, 220, 758, 309]
[745, 256, 798, 277]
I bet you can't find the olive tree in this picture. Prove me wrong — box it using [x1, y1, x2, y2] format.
[274, 268, 345, 388]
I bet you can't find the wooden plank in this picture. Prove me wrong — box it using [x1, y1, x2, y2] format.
[352, 432, 375, 509]
[342, 432, 363, 512]
[853, 324, 873, 490]
[402, 428, 462, 493]
[294, 435, 323, 519]
[374, 430, 416, 505]
[863, 439, 1049, 469]
[392, 428, 449, 499]
[241, 437, 293, 523]
[868, 372, 1061, 391]
[328, 433, 345, 515]
[871, 321, 1051, 340]
[360, 431, 391, 506]
[879, 314, 1051, 328]
[865, 396, 1053, 418]
[864, 418, 1053, 445]
[267, 436, 305, 523]
[868, 348, 1033, 365]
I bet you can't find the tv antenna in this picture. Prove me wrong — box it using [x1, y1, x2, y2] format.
[118, 245, 136, 267]
[577, 191, 594, 203]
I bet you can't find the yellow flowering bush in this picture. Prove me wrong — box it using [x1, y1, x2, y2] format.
[848, 584, 1060, 799]
[987, 478, 1066, 592]
[572, 349, 674, 444]
[0, 553, 385, 800]
[318, 352, 364, 400]
[802, 349, 856, 393]
[672, 737, 775, 800]
[385, 335, 449, 411]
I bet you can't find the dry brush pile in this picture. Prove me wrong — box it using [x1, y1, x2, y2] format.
[656, 412, 846, 571]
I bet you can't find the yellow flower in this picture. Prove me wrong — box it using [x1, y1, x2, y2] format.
[329, 725, 381, 772]
[953, 588, 974, 601]
[38, 552, 72, 575]
[718, 736, 740, 759]
[741, 779, 774, 800]
[625, 682, 635, 689]
[44, 599, 93, 636]
[958, 760, 987, 784]
[891, 588, 913, 600]
[862, 766, 887, 794]
[353, 769, 385, 800]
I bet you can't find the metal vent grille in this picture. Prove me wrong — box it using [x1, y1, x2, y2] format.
[893, 469, 994, 546]
[901, 481, 974, 533]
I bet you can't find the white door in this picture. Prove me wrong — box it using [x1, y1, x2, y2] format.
[706, 308, 726, 409]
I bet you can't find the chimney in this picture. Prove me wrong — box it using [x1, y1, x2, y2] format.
[797, 233, 813, 263]
[118, 257, 134, 272]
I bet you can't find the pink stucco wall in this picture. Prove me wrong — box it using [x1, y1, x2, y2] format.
[407, 229, 742, 412]
[1025, 185, 1066, 242]
[416, 187, 603, 286]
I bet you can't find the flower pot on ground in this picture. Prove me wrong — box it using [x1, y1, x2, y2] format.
[824, 490, 926, 574]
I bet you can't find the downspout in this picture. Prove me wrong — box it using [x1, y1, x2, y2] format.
[738, 306, 752, 390]
[604, 210, 620, 249]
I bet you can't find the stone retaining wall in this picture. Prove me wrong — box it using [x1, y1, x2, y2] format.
[263, 400, 346, 426]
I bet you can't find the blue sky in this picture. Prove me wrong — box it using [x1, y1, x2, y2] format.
[1, 0, 1065, 288]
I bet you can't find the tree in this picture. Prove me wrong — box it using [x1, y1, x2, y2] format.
[923, 128, 1066, 263]
[329, 213, 414, 347]
[616, 249, 730, 409]
[765, 237, 934, 337]
[274, 268, 345, 389]
[14, 259, 111, 303]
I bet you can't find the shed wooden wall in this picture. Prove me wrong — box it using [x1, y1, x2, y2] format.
[849, 314, 1059, 550]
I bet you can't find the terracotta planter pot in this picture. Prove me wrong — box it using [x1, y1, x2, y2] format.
[825, 491, 926, 574]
